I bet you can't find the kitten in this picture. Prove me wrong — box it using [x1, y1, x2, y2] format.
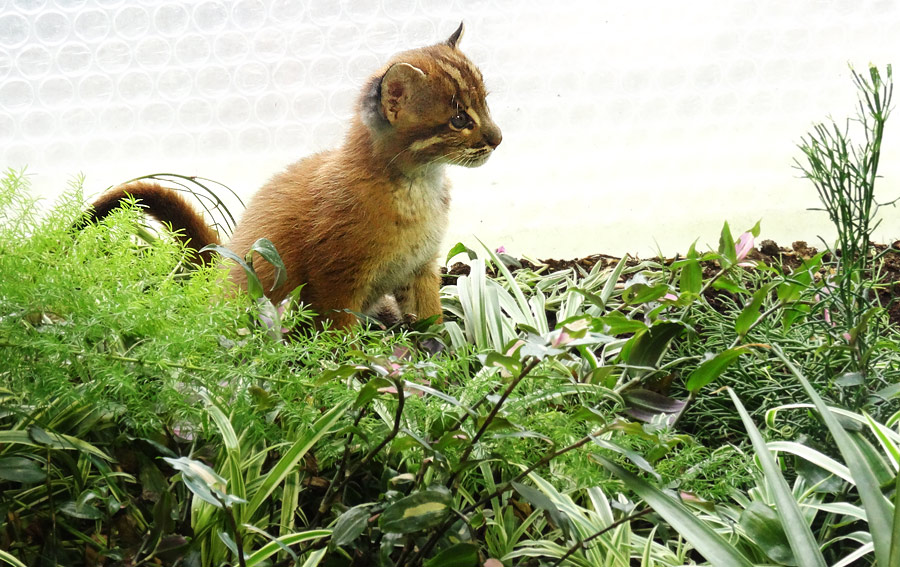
[86, 23, 501, 329]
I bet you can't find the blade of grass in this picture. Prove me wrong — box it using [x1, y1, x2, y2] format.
[203, 395, 246, 516]
[244, 530, 331, 567]
[245, 401, 349, 519]
[862, 412, 900, 471]
[0, 549, 27, 567]
[892, 470, 900, 565]
[766, 441, 852, 483]
[479, 238, 538, 330]
[600, 255, 629, 309]
[594, 454, 754, 567]
[773, 345, 894, 567]
[300, 548, 327, 567]
[727, 388, 826, 566]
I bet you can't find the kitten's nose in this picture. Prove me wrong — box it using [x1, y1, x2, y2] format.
[483, 123, 502, 148]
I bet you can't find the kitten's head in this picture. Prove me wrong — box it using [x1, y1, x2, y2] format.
[361, 23, 502, 172]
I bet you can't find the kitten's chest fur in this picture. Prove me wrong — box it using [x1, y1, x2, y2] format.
[368, 170, 450, 296]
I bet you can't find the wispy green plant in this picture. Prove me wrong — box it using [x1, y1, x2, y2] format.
[796, 64, 894, 394]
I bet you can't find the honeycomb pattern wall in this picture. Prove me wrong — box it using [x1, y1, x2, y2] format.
[1, 0, 467, 166]
[1, 1, 899, 256]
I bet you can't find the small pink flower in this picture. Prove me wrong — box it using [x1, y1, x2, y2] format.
[662, 293, 678, 301]
[843, 332, 852, 342]
[496, 246, 506, 254]
[735, 232, 754, 261]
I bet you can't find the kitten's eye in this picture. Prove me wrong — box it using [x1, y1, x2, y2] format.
[449, 112, 472, 130]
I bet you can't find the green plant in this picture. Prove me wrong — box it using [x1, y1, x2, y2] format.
[0, 393, 142, 565]
[796, 64, 894, 397]
[506, 473, 686, 566]
[599, 345, 900, 566]
[3, 65, 899, 567]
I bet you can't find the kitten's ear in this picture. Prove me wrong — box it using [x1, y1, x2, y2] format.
[379, 62, 427, 125]
[446, 21, 464, 49]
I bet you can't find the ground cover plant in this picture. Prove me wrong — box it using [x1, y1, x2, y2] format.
[1, 64, 898, 566]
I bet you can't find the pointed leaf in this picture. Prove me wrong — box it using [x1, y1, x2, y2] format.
[596, 311, 648, 335]
[331, 505, 372, 547]
[245, 531, 331, 567]
[719, 221, 737, 267]
[599, 255, 630, 308]
[739, 501, 797, 566]
[511, 481, 569, 534]
[728, 388, 826, 567]
[0, 456, 46, 483]
[201, 243, 264, 298]
[27, 427, 111, 460]
[735, 283, 777, 337]
[685, 346, 751, 392]
[246, 401, 349, 519]
[595, 454, 754, 566]
[622, 282, 670, 305]
[622, 389, 686, 414]
[590, 439, 660, 480]
[680, 258, 702, 296]
[247, 238, 287, 291]
[621, 321, 685, 368]
[773, 346, 894, 567]
[445, 242, 476, 264]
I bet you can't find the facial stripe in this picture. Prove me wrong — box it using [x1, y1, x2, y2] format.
[409, 134, 449, 152]
[445, 51, 484, 89]
[433, 58, 470, 93]
[467, 108, 481, 127]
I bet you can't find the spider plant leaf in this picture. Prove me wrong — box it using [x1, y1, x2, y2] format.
[245, 401, 349, 520]
[728, 387, 826, 566]
[773, 346, 894, 567]
[595, 454, 755, 567]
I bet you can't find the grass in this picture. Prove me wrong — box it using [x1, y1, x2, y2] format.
[1, 64, 898, 566]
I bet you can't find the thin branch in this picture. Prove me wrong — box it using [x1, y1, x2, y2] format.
[448, 355, 541, 487]
[411, 428, 608, 565]
[551, 507, 653, 567]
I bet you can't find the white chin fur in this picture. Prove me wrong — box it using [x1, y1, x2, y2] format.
[464, 152, 492, 167]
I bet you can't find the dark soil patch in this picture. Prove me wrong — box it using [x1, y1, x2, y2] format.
[442, 241, 900, 326]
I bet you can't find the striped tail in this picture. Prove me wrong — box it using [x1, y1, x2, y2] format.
[82, 181, 221, 264]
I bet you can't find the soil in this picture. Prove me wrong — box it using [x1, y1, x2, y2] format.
[443, 240, 900, 326]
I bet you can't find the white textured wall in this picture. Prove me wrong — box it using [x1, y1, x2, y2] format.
[2, 0, 899, 257]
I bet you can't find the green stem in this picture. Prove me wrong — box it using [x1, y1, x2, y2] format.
[448, 356, 540, 487]
[310, 408, 367, 527]
[412, 428, 607, 565]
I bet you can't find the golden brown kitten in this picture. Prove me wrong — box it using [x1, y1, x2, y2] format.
[86, 23, 501, 329]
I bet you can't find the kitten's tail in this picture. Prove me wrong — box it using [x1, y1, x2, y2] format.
[81, 181, 221, 264]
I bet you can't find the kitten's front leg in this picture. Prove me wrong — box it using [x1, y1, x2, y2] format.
[394, 262, 443, 323]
